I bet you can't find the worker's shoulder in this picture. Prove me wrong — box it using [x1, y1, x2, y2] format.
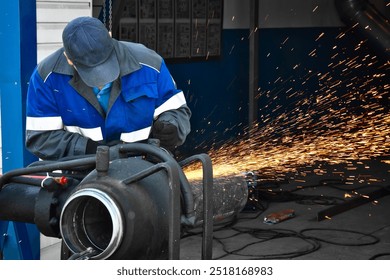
[117, 41, 163, 71]
[37, 48, 72, 80]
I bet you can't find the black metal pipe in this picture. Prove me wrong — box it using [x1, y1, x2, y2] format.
[59, 156, 180, 259]
[317, 186, 390, 221]
[335, 0, 390, 59]
[119, 160, 182, 259]
[0, 183, 39, 223]
[0, 180, 76, 238]
[159, 161, 181, 260]
[179, 154, 214, 260]
[0, 146, 249, 260]
[117, 143, 195, 224]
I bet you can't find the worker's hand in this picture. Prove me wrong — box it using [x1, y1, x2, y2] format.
[151, 120, 179, 151]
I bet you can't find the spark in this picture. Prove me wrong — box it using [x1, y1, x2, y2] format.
[315, 32, 325, 41]
[184, 35, 389, 186]
[228, 45, 235, 55]
[308, 49, 317, 57]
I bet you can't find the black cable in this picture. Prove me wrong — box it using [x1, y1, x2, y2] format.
[212, 227, 321, 260]
[182, 212, 322, 260]
[181, 177, 387, 259]
[369, 253, 390, 260]
[182, 216, 382, 259]
[0, 156, 96, 189]
[182, 211, 244, 239]
[300, 228, 380, 246]
[6, 176, 43, 187]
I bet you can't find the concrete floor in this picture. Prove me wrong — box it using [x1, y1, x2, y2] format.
[180, 158, 390, 260]
[41, 158, 390, 260]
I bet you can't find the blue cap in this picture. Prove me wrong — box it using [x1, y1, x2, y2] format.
[62, 17, 120, 87]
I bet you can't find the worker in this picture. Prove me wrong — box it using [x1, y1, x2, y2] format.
[25, 16, 191, 160]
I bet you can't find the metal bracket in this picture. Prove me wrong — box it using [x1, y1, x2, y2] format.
[180, 153, 214, 260]
[317, 187, 390, 221]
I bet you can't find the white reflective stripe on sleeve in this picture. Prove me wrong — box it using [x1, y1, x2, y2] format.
[64, 126, 103, 141]
[26, 116, 63, 131]
[153, 91, 186, 119]
[120, 126, 151, 143]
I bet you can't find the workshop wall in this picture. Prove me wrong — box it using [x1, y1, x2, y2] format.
[170, 0, 389, 157]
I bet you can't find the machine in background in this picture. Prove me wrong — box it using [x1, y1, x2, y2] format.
[0, 142, 248, 260]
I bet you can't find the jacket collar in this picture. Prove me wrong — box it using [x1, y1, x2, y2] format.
[52, 41, 141, 117]
[53, 40, 141, 78]
[52, 48, 74, 76]
[112, 39, 141, 77]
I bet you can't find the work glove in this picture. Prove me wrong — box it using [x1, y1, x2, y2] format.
[151, 120, 180, 151]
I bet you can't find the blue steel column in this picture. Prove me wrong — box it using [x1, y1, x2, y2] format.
[0, 0, 40, 259]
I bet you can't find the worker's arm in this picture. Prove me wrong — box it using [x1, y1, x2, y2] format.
[25, 66, 92, 160]
[152, 105, 191, 147]
[151, 60, 191, 150]
[25, 129, 91, 160]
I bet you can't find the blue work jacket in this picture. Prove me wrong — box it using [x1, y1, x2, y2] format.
[26, 40, 191, 160]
